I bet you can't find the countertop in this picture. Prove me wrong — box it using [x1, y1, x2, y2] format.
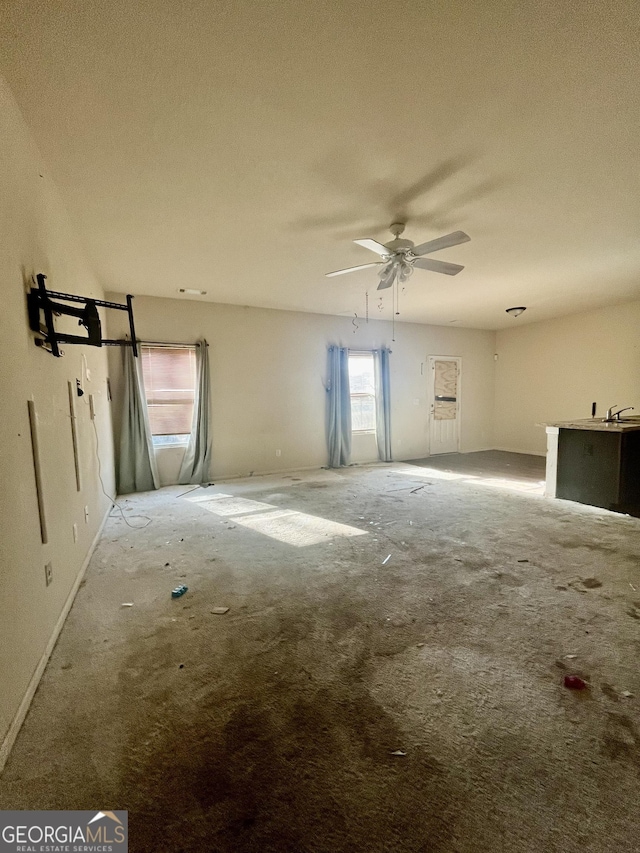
[544, 418, 640, 433]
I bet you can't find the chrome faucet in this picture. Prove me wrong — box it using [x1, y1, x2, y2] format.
[614, 406, 634, 420]
[604, 406, 634, 421]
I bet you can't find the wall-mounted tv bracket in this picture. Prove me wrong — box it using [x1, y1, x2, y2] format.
[27, 273, 138, 357]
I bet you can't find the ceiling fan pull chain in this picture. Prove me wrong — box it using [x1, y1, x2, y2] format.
[392, 282, 396, 342]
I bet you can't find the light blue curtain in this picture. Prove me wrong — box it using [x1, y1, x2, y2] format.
[326, 345, 352, 467]
[178, 340, 212, 485]
[118, 345, 159, 494]
[374, 347, 392, 462]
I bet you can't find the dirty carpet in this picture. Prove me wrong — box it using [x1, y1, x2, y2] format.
[1, 459, 639, 852]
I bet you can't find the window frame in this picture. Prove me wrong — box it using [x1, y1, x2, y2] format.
[348, 350, 377, 434]
[140, 344, 197, 448]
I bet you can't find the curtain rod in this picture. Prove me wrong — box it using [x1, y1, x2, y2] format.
[138, 340, 206, 348]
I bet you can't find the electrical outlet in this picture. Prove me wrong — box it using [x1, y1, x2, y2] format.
[73, 523, 78, 543]
[44, 562, 53, 586]
[275, 449, 281, 457]
[84, 505, 89, 524]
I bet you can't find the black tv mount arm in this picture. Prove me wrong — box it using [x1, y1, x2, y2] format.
[27, 273, 139, 357]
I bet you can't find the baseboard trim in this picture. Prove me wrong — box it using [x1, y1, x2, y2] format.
[394, 446, 546, 461]
[210, 463, 327, 482]
[0, 503, 112, 774]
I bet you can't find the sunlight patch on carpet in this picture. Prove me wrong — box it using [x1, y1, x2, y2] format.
[186, 492, 367, 545]
[391, 467, 472, 481]
[229, 508, 367, 546]
[187, 494, 277, 516]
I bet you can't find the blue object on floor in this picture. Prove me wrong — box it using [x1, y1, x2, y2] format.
[171, 585, 188, 598]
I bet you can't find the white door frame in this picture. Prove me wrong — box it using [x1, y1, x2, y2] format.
[427, 355, 462, 455]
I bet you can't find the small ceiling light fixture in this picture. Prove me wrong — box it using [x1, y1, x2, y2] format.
[506, 306, 526, 317]
[178, 288, 207, 296]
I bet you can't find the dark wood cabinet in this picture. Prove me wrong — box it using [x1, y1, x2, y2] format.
[557, 428, 640, 515]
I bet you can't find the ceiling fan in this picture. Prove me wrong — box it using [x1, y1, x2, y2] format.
[326, 223, 470, 290]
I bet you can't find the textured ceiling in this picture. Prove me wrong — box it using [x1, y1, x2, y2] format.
[2, 0, 640, 328]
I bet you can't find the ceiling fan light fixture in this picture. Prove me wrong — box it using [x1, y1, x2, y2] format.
[380, 273, 394, 289]
[378, 259, 395, 278]
[398, 263, 413, 283]
[506, 306, 526, 317]
[328, 223, 471, 286]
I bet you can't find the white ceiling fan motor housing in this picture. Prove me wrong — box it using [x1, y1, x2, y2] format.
[385, 237, 415, 253]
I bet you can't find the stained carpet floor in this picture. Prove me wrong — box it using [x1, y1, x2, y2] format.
[1, 461, 639, 852]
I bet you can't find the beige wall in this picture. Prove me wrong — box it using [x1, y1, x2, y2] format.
[494, 300, 640, 455]
[106, 295, 496, 482]
[0, 78, 115, 761]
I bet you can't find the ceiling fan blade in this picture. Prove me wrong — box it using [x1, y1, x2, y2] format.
[414, 258, 465, 276]
[325, 262, 383, 277]
[353, 238, 390, 256]
[412, 231, 471, 256]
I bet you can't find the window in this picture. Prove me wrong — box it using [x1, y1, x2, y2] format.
[348, 352, 376, 432]
[141, 346, 196, 445]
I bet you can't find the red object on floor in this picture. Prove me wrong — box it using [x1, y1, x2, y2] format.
[564, 675, 588, 690]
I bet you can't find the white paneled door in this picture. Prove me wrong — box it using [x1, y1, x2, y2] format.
[428, 356, 461, 455]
